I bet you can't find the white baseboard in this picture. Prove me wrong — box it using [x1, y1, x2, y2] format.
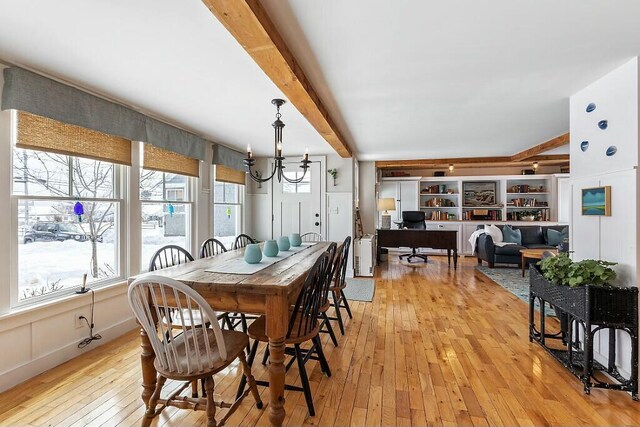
[0, 316, 137, 393]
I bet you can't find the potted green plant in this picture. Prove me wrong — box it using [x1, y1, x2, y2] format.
[531, 253, 634, 324]
[328, 168, 338, 186]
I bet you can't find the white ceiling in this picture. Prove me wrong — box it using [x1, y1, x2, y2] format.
[0, 0, 329, 158]
[1, 1, 640, 161]
[261, 0, 640, 160]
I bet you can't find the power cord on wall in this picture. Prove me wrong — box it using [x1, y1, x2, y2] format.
[78, 288, 102, 349]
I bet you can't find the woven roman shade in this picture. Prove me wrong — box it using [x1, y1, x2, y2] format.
[16, 111, 132, 165]
[143, 143, 200, 178]
[215, 165, 246, 185]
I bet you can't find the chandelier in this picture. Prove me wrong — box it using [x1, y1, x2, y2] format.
[244, 99, 311, 184]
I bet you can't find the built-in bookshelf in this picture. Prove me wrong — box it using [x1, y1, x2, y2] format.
[412, 174, 559, 222]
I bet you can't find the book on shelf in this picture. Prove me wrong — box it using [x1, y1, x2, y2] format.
[424, 197, 456, 207]
[508, 184, 546, 193]
[429, 211, 457, 221]
[508, 198, 549, 207]
[462, 209, 502, 221]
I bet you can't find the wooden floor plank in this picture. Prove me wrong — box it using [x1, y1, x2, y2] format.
[0, 257, 638, 426]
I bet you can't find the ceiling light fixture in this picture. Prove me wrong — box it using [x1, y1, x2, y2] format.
[245, 99, 311, 184]
[449, 164, 454, 173]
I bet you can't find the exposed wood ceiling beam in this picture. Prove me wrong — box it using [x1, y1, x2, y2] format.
[201, 0, 352, 158]
[510, 133, 570, 162]
[375, 154, 569, 170]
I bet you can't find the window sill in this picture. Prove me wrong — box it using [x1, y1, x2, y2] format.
[0, 280, 129, 333]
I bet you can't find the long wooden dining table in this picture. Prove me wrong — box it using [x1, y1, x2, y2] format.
[128, 241, 331, 427]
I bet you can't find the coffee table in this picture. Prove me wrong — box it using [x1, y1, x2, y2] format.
[520, 248, 558, 277]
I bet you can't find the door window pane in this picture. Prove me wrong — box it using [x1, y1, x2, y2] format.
[282, 171, 310, 194]
[18, 200, 118, 300]
[141, 203, 190, 271]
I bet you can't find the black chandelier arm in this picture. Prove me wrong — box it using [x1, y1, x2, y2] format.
[245, 159, 278, 183]
[280, 163, 311, 184]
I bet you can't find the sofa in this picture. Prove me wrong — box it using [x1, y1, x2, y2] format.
[476, 224, 567, 268]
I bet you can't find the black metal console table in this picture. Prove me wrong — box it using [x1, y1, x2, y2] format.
[529, 265, 638, 400]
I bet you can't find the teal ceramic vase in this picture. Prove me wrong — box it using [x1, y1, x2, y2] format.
[263, 240, 279, 257]
[277, 236, 291, 251]
[244, 244, 263, 264]
[290, 233, 302, 247]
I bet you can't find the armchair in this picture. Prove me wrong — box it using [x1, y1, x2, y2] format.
[399, 211, 428, 263]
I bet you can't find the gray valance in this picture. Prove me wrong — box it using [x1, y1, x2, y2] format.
[212, 143, 246, 171]
[1, 67, 205, 160]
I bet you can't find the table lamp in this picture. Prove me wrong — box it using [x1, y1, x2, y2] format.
[378, 198, 396, 230]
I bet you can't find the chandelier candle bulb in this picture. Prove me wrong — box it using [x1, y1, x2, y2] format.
[304, 148, 309, 161]
[247, 144, 252, 158]
[276, 141, 282, 157]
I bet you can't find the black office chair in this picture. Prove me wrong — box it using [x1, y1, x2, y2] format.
[399, 211, 428, 263]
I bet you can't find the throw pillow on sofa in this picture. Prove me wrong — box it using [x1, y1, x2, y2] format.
[547, 227, 568, 246]
[484, 224, 503, 243]
[502, 225, 522, 245]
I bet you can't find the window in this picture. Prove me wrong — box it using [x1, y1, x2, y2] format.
[13, 148, 121, 302]
[282, 171, 311, 194]
[213, 181, 242, 249]
[140, 170, 192, 270]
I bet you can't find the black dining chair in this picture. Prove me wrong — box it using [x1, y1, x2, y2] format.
[233, 234, 257, 250]
[328, 236, 353, 335]
[399, 211, 428, 263]
[237, 251, 332, 416]
[200, 238, 227, 258]
[149, 245, 194, 272]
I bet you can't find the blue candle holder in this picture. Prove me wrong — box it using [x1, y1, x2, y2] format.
[263, 240, 279, 257]
[277, 236, 291, 251]
[290, 233, 302, 247]
[244, 244, 263, 264]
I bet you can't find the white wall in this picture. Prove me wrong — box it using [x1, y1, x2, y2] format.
[569, 57, 639, 376]
[358, 161, 377, 235]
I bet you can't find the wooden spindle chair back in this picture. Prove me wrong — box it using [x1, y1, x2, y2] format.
[233, 234, 257, 250]
[287, 251, 330, 340]
[149, 245, 194, 272]
[335, 236, 352, 288]
[128, 275, 228, 376]
[199, 238, 227, 258]
[301, 232, 324, 242]
[320, 242, 338, 307]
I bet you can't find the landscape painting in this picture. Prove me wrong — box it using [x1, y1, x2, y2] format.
[463, 182, 497, 207]
[582, 186, 611, 216]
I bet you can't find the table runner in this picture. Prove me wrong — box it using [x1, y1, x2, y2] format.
[205, 242, 316, 275]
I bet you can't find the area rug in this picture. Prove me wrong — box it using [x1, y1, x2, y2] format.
[476, 265, 553, 315]
[343, 277, 375, 302]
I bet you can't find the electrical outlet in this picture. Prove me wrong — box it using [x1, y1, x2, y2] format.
[75, 313, 86, 329]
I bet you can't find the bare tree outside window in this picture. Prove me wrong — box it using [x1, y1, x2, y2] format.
[13, 149, 120, 299]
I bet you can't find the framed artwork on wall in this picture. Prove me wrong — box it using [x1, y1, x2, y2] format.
[463, 181, 497, 207]
[581, 186, 611, 216]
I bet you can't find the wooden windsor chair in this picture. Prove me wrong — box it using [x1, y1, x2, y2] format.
[236, 251, 332, 416]
[327, 236, 353, 335]
[200, 238, 227, 258]
[128, 275, 262, 427]
[300, 231, 324, 242]
[232, 233, 257, 250]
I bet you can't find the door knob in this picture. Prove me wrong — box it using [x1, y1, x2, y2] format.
[315, 222, 320, 226]
[315, 213, 320, 217]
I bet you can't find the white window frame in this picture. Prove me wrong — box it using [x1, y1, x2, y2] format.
[139, 168, 194, 272]
[9, 148, 125, 309]
[212, 177, 244, 245]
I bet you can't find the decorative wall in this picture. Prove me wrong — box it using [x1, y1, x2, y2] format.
[569, 57, 639, 376]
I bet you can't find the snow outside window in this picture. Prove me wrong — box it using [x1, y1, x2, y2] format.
[140, 170, 192, 271]
[213, 181, 242, 249]
[13, 148, 121, 302]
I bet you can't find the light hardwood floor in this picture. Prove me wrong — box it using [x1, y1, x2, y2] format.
[1, 257, 639, 426]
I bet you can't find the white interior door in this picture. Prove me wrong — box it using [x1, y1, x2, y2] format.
[273, 161, 322, 238]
